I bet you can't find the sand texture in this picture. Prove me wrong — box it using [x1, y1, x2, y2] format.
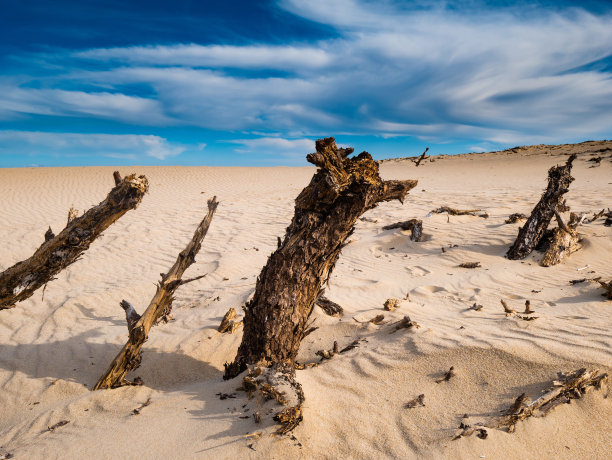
[1, 141, 611, 459]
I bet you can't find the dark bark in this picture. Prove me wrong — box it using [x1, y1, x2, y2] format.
[93, 197, 218, 389]
[224, 137, 417, 379]
[382, 219, 423, 241]
[540, 211, 583, 267]
[413, 147, 429, 167]
[506, 155, 576, 260]
[0, 173, 148, 310]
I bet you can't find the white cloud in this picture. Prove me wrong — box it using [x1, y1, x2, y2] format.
[227, 137, 314, 159]
[5, 1, 612, 147]
[76, 44, 332, 71]
[0, 131, 185, 160]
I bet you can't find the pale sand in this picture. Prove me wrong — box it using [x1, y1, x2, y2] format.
[0, 141, 611, 459]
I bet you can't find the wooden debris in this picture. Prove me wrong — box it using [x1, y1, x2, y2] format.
[382, 219, 423, 241]
[315, 341, 338, 361]
[540, 211, 584, 267]
[431, 206, 485, 217]
[405, 394, 425, 408]
[436, 366, 456, 383]
[66, 207, 78, 226]
[593, 277, 612, 300]
[505, 213, 528, 224]
[501, 299, 515, 315]
[315, 296, 344, 317]
[471, 303, 483, 311]
[0, 173, 149, 310]
[93, 197, 218, 390]
[497, 368, 608, 432]
[413, 147, 430, 167]
[339, 339, 362, 354]
[586, 208, 606, 223]
[224, 138, 417, 380]
[569, 278, 587, 285]
[459, 261, 481, 269]
[506, 155, 576, 260]
[47, 420, 70, 432]
[132, 397, 151, 415]
[218, 308, 242, 333]
[391, 315, 421, 333]
[384, 298, 400, 311]
[523, 300, 534, 314]
[216, 392, 237, 400]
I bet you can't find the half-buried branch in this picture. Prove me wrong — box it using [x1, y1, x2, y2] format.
[225, 137, 417, 379]
[0, 172, 148, 310]
[94, 197, 219, 389]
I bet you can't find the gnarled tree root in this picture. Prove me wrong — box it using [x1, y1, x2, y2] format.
[93, 197, 218, 389]
[0, 172, 148, 310]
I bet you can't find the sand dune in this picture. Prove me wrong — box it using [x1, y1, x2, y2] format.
[0, 141, 611, 459]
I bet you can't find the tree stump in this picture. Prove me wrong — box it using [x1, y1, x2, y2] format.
[506, 155, 576, 260]
[224, 137, 417, 379]
[0, 173, 148, 310]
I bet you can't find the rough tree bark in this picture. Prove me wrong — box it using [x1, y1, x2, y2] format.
[224, 137, 417, 379]
[506, 155, 576, 260]
[0, 173, 148, 310]
[93, 197, 218, 389]
[540, 211, 584, 267]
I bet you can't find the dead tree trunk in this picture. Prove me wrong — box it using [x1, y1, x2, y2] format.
[224, 137, 417, 379]
[506, 155, 576, 260]
[93, 197, 218, 389]
[0, 173, 148, 310]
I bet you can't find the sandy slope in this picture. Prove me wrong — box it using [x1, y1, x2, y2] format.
[0, 141, 611, 459]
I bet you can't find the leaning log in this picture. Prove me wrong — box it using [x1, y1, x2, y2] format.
[382, 219, 423, 241]
[224, 137, 417, 379]
[93, 197, 218, 389]
[506, 155, 576, 260]
[0, 173, 148, 310]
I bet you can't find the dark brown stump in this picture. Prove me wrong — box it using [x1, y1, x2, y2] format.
[224, 137, 417, 379]
[0, 173, 148, 310]
[506, 155, 576, 260]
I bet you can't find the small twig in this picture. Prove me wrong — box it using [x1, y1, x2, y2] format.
[405, 394, 425, 408]
[47, 420, 70, 432]
[436, 366, 456, 383]
[132, 397, 151, 415]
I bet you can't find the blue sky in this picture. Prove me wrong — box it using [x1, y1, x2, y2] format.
[1, 0, 611, 167]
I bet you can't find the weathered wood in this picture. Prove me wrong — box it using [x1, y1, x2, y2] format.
[382, 219, 423, 241]
[540, 212, 583, 267]
[454, 368, 608, 439]
[93, 197, 218, 389]
[224, 137, 417, 379]
[315, 296, 344, 317]
[413, 147, 429, 167]
[218, 307, 242, 333]
[505, 213, 528, 224]
[431, 206, 483, 216]
[593, 277, 612, 300]
[0, 173, 149, 310]
[506, 155, 576, 260]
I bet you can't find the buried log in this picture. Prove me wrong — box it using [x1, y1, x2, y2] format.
[506, 155, 576, 260]
[540, 211, 584, 267]
[0, 173, 149, 310]
[431, 206, 485, 217]
[93, 197, 218, 389]
[224, 137, 417, 380]
[382, 219, 423, 241]
[454, 368, 608, 439]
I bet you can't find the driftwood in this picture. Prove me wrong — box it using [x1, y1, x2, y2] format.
[506, 155, 576, 260]
[93, 197, 219, 389]
[505, 213, 528, 224]
[436, 366, 456, 383]
[382, 219, 423, 241]
[593, 278, 612, 300]
[218, 308, 242, 333]
[390, 315, 420, 332]
[413, 148, 430, 167]
[384, 298, 400, 311]
[540, 211, 584, 267]
[0, 173, 148, 310]
[455, 368, 608, 439]
[315, 296, 344, 317]
[459, 262, 481, 269]
[431, 206, 483, 216]
[224, 137, 417, 379]
[405, 394, 426, 408]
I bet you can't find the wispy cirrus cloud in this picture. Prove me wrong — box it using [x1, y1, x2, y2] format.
[2, 0, 612, 165]
[0, 131, 186, 160]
